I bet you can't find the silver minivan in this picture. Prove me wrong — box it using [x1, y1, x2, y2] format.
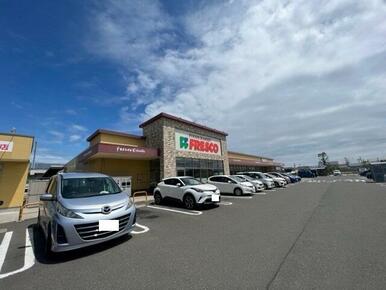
[38, 172, 136, 253]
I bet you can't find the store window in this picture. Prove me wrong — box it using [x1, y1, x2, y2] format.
[176, 157, 224, 182]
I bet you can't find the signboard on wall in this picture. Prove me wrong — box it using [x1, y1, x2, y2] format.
[0, 141, 13, 152]
[175, 130, 222, 156]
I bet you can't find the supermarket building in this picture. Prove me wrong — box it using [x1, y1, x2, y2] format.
[0, 133, 34, 222]
[67, 113, 280, 191]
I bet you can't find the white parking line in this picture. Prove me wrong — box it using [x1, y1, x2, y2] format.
[252, 192, 267, 195]
[0, 231, 13, 272]
[0, 228, 35, 279]
[131, 223, 150, 235]
[147, 205, 203, 216]
[218, 201, 233, 205]
[220, 195, 253, 199]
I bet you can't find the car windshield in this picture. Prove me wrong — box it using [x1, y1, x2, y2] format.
[61, 177, 122, 199]
[180, 177, 202, 186]
[232, 175, 246, 182]
[240, 175, 253, 181]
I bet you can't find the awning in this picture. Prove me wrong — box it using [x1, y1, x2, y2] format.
[228, 158, 276, 167]
[79, 143, 159, 161]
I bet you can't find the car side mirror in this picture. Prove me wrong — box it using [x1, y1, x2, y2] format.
[176, 183, 182, 187]
[40, 193, 55, 201]
[228, 180, 232, 183]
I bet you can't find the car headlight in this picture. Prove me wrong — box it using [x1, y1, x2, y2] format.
[215, 189, 220, 194]
[192, 187, 204, 192]
[126, 198, 133, 209]
[56, 202, 82, 219]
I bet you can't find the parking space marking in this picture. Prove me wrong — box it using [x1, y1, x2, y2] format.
[252, 192, 267, 195]
[0, 231, 13, 272]
[131, 223, 150, 235]
[220, 195, 253, 199]
[0, 228, 35, 279]
[218, 201, 233, 205]
[147, 205, 203, 216]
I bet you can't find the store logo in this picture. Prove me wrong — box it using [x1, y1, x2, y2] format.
[0, 141, 13, 152]
[180, 136, 189, 149]
[177, 134, 220, 154]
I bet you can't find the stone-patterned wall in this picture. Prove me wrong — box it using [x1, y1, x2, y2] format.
[143, 117, 229, 179]
[142, 119, 165, 177]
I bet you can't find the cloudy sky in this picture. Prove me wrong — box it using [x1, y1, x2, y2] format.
[1, 0, 386, 166]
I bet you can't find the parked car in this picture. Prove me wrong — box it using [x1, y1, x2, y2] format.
[297, 169, 314, 178]
[333, 170, 342, 176]
[153, 176, 220, 209]
[208, 175, 255, 195]
[237, 172, 275, 189]
[268, 172, 291, 184]
[232, 175, 265, 192]
[38, 172, 137, 254]
[281, 172, 301, 183]
[359, 169, 373, 179]
[264, 173, 286, 187]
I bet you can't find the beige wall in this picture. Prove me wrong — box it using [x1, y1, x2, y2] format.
[0, 133, 33, 209]
[0, 134, 34, 161]
[0, 162, 29, 208]
[83, 158, 150, 191]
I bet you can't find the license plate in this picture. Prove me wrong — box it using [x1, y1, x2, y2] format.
[99, 220, 119, 232]
[212, 195, 220, 202]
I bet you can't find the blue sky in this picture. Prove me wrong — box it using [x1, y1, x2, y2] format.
[1, 0, 386, 165]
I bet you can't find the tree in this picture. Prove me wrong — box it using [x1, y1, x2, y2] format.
[344, 157, 350, 166]
[318, 152, 329, 167]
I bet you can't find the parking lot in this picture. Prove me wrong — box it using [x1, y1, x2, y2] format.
[1, 176, 386, 289]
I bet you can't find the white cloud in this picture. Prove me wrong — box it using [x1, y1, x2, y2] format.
[65, 109, 77, 115]
[89, 0, 386, 165]
[48, 130, 65, 143]
[71, 124, 87, 132]
[69, 134, 82, 142]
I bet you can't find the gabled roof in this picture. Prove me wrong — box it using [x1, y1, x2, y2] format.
[139, 112, 228, 136]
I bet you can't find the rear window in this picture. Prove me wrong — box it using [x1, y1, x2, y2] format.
[61, 177, 121, 199]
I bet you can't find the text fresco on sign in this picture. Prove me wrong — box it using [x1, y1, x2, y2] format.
[0, 141, 13, 152]
[175, 131, 221, 156]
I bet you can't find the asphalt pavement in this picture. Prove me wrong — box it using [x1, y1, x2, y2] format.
[1, 176, 385, 289]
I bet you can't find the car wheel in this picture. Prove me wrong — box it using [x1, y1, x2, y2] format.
[37, 209, 41, 228]
[183, 194, 196, 210]
[274, 182, 279, 187]
[153, 192, 162, 205]
[45, 225, 53, 258]
[264, 184, 268, 190]
[234, 188, 242, 196]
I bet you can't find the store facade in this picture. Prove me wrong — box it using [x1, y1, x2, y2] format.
[228, 151, 279, 174]
[67, 113, 278, 191]
[0, 133, 34, 223]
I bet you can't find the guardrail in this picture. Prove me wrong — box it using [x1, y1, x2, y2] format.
[131, 191, 149, 206]
[18, 197, 41, 221]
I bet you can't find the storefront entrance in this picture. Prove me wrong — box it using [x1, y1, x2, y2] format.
[176, 157, 224, 183]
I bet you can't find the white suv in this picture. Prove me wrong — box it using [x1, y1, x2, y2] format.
[153, 176, 220, 209]
[208, 175, 255, 195]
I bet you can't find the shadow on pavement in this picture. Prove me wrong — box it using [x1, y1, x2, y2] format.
[30, 223, 132, 265]
[150, 199, 219, 211]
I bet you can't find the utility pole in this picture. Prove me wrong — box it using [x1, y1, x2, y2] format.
[32, 141, 37, 169]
